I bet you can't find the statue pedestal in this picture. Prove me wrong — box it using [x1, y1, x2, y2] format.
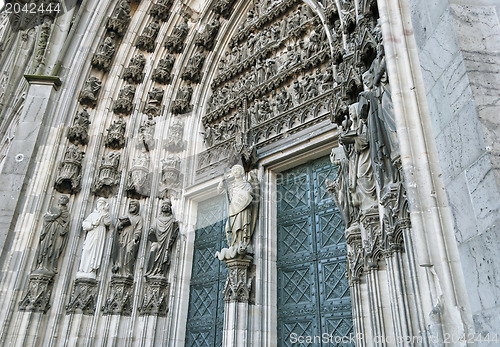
[66, 278, 98, 315]
[102, 275, 134, 316]
[139, 276, 170, 316]
[18, 271, 55, 313]
[222, 256, 253, 347]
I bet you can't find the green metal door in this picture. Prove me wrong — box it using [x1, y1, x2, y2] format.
[277, 156, 353, 346]
[185, 195, 227, 347]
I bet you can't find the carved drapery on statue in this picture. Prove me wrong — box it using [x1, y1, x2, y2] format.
[76, 198, 111, 279]
[215, 165, 259, 260]
[145, 200, 179, 278]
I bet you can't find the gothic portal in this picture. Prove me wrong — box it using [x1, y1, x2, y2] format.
[0, 0, 499, 346]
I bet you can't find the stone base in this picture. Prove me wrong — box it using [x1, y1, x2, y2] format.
[139, 276, 170, 316]
[102, 275, 134, 316]
[223, 256, 253, 303]
[66, 278, 98, 315]
[18, 271, 55, 313]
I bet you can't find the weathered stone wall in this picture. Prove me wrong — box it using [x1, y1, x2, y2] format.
[408, 0, 500, 337]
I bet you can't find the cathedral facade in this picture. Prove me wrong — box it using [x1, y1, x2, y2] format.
[0, 0, 498, 346]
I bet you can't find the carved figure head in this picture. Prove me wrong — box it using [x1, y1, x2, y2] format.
[161, 199, 172, 214]
[129, 200, 140, 214]
[59, 195, 70, 206]
[96, 197, 109, 213]
[231, 164, 245, 179]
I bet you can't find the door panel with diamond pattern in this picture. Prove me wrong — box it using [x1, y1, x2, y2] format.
[277, 156, 353, 346]
[185, 196, 227, 347]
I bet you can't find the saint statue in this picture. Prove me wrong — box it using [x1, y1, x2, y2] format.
[112, 200, 143, 278]
[36, 195, 70, 273]
[77, 198, 111, 279]
[216, 165, 259, 259]
[145, 199, 179, 278]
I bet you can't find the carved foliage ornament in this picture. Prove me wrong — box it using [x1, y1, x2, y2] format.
[136, 20, 161, 53]
[106, 0, 131, 36]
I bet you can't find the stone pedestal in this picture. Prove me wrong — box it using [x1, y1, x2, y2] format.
[66, 278, 98, 315]
[18, 270, 55, 313]
[139, 276, 169, 316]
[102, 275, 134, 316]
[222, 256, 253, 347]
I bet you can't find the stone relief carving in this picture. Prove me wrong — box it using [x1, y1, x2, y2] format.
[76, 198, 112, 279]
[138, 116, 156, 151]
[67, 107, 91, 145]
[32, 20, 52, 75]
[106, 0, 131, 36]
[215, 165, 259, 260]
[164, 19, 189, 54]
[93, 152, 121, 197]
[104, 116, 126, 149]
[113, 84, 136, 115]
[144, 86, 164, 117]
[159, 155, 181, 198]
[92, 33, 117, 72]
[78, 76, 101, 107]
[145, 199, 179, 278]
[135, 20, 161, 53]
[122, 54, 146, 84]
[149, 0, 174, 21]
[152, 54, 175, 84]
[171, 83, 193, 114]
[180, 50, 205, 83]
[55, 144, 84, 194]
[213, 0, 236, 19]
[195, 18, 220, 51]
[111, 200, 142, 278]
[126, 149, 151, 198]
[165, 118, 184, 152]
[222, 260, 252, 302]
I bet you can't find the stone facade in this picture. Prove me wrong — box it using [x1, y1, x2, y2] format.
[0, 0, 498, 346]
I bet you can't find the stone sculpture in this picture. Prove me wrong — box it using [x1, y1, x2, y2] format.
[104, 116, 126, 149]
[106, 0, 131, 36]
[113, 85, 136, 115]
[181, 51, 205, 83]
[55, 144, 84, 194]
[91, 33, 116, 72]
[35, 195, 70, 273]
[78, 76, 101, 107]
[126, 149, 151, 198]
[159, 155, 181, 198]
[122, 54, 146, 84]
[145, 199, 179, 278]
[93, 151, 121, 197]
[165, 118, 185, 152]
[136, 20, 161, 52]
[76, 198, 111, 279]
[171, 84, 193, 114]
[164, 18, 189, 54]
[150, 0, 174, 21]
[195, 18, 220, 50]
[138, 116, 156, 151]
[215, 165, 259, 260]
[152, 54, 175, 84]
[111, 200, 143, 278]
[67, 107, 91, 145]
[144, 86, 164, 117]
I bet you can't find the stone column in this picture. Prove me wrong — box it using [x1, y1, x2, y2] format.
[0, 75, 61, 261]
[222, 256, 252, 347]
